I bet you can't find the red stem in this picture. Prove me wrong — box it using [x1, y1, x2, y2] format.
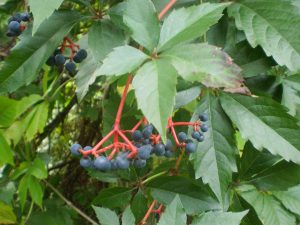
[158, 0, 177, 19]
[139, 200, 157, 225]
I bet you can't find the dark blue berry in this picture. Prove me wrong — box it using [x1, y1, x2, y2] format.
[94, 156, 111, 171]
[199, 113, 208, 122]
[8, 13, 22, 23]
[143, 139, 151, 145]
[6, 30, 19, 37]
[8, 21, 20, 32]
[142, 125, 153, 139]
[185, 142, 196, 153]
[138, 145, 152, 160]
[164, 150, 173, 158]
[55, 54, 66, 66]
[116, 156, 130, 169]
[70, 143, 82, 156]
[154, 143, 165, 156]
[178, 132, 187, 142]
[132, 130, 143, 142]
[20, 12, 30, 21]
[200, 124, 209, 132]
[80, 157, 92, 168]
[73, 49, 88, 63]
[135, 142, 143, 148]
[192, 131, 204, 142]
[65, 61, 76, 75]
[165, 139, 174, 151]
[134, 159, 146, 168]
[46, 56, 56, 66]
[83, 146, 92, 151]
[197, 134, 204, 142]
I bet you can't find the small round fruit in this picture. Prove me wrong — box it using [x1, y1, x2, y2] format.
[134, 159, 146, 168]
[178, 132, 187, 142]
[65, 61, 76, 75]
[55, 54, 66, 66]
[165, 139, 174, 151]
[116, 156, 130, 169]
[8, 21, 20, 32]
[94, 156, 111, 171]
[83, 146, 92, 151]
[200, 124, 209, 132]
[154, 143, 165, 156]
[111, 160, 118, 170]
[199, 113, 208, 122]
[138, 145, 152, 159]
[132, 130, 143, 142]
[70, 143, 82, 156]
[46, 56, 56, 66]
[20, 12, 30, 21]
[185, 142, 196, 153]
[6, 30, 19, 37]
[197, 134, 204, 142]
[164, 150, 174, 158]
[142, 125, 153, 139]
[80, 157, 92, 168]
[73, 49, 88, 63]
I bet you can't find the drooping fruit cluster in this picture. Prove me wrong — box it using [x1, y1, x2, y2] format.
[6, 12, 30, 37]
[46, 37, 87, 75]
[69, 112, 209, 172]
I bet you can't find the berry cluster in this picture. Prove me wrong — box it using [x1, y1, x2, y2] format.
[46, 37, 87, 75]
[6, 12, 30, 37]
[69, 112, 209, 172]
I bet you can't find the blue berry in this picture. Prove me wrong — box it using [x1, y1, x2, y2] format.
[83, 146, 92, 151]
[134, 159, 146, 168]
[8, 21, 20, 32]
[111, 160, 118, 170]
[65, 61, 76, 75]
[200, 124, 209, 132]
[142, 125, 153, 139]
[80, 157, 92, 168]
[178, 132, 187, 142]
[185, 142, 196, 153]
[154, 143, 165, 156]
[70, 143, 82, 156]
[20, 12, 30, 21]
[164, 150, 174, 158]
[165, 139, 174, 151]
[73, 49, 88, 63]
[116, 156, 130, 169]
[143, 139, 151, 145]
[132, 130, 143, 142]
[135, 142, 143, 148]
[46, 56, 56, 66]
[8, 13, 22, 23]
[185, 138, 193, 143]
[94, 156, 111, 171]
[138, 145, 152, 160]
[55, 54, 66, 66]
[197, 134, 204, 142]
[199, 113, 208, 122]
[6, 30, 19, 37]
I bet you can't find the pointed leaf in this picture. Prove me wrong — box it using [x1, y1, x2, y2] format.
[131, 189, 148, 222]
[175, 86, 201, 109]
[0, 133, 14, 165]
[29, 0, 64, 34]
[237, 185, 296, 225]
[122, 206, 135, 225]
[98, 45, 149, 76]
[28, 157, 48, 179]
[123, 0, 160, 51]
[191, 211, 248, 225]
[274, 185, 300, 216]
[28, 176, 43, 207]
[93, 206, 120, 225]
[157, 195, 186, 225]
[189, 93, 237, 207]
[0, 11, 82, 94]
[228, 0, 300, 72]
[220, 94, 300, 164]
[158, 3, 230, 51]
[132, 59, 177, 141]
[162, 43, 243, 88]
[282, 74, 300, 120]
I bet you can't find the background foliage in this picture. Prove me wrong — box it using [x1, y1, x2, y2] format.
[0, 0, 300, 224]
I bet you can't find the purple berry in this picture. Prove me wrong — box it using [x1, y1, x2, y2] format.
[70, 143, 82, 156]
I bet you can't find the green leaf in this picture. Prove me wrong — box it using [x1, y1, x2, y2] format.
[189, 93, 237, 207]
[220, 94, 300, 164]
[132, 59, 177, 141]
[274, 185, 300, 216]
[29, 0, 64, 34]
[93, 187, 132, 209]
[237, 185, 296, 225]
[88, 20, 126, 61]
[147, 176, 220, 214]
[282, 74, 300, 120]
[191, 211, 248, 225]
[28, 176, 43, 207]
[18, 175, 29, 210]
[157, 195, 186, 225]
[175, 86, 201, 109]
[158, 3, 230, 51]
[0, 201, 16, 224]
[228, 0, 300, 72]
[98, 45, 148, 76]
[122, 206, 135, 225]
[162, 43, 243, 88]
[123, 0, 160, 51]
[28, 157, 48, 179]
[130, 189, 148, 222]
[0, 11, 82, 94]
[0, 132, 14, 165]
[93, 206, 120, 225]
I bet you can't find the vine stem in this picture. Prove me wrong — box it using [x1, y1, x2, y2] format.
[43, 180, 98, 225]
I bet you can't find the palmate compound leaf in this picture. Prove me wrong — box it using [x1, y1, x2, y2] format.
[123, 0, 160, 51]
[189, 93, 237, 208]
[132, 59, 177, 142]
[228, 0, 300, 72]
[237, 185, 296, 225]
[191, 210, 248, 225]
[220, 93, 300, 164]
[162, 43, 243, 89]
[29, 0, 64, 34]
[0, 11, 82, 94]
[158, 2, 230, 52]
